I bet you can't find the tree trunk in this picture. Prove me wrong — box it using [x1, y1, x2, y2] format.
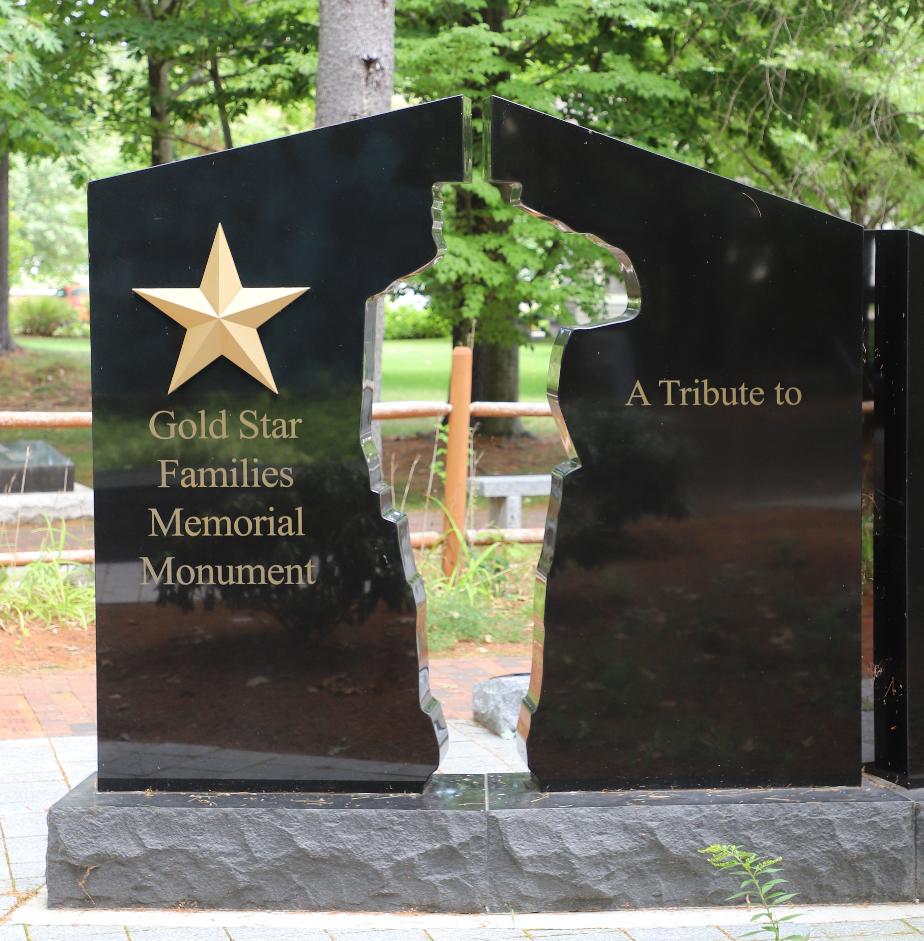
[315, 0, 394, 128]
[209, 54, 234, 150]
[0, 152, 15, 354]
[472, 340, 524, 436]
[316, 0, 394, 420]
[148, 57, 174, 165]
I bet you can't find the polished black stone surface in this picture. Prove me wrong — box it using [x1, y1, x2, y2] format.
[65, 770, 905, 812]
[489, 97, 864, 790]
[68, 772, 489, 810]
[485, 773, 906, 808]
[872, 229, 924, 788]
[0, 440, 74, 492]
[89, 98, 469, 791]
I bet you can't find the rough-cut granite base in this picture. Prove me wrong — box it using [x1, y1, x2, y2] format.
[473, 674, 529, 738]
[47, 772, 916, 912]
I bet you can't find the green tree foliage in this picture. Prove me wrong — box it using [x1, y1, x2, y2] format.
[396, 0, 688, 429]
[10, 156, 88, 285]
[82, 0, 318, 164]
[5, 0, 921, 366]
[671, 1, 924, 227]
[0, 0, 90, 161]
[393, 0, 922, 429]
[0, 0, 97, 350]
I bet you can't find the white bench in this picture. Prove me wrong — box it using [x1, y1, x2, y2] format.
[471, 474, 552, 529]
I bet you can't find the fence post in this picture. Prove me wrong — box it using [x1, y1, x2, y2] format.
[442, 346, 473, 575]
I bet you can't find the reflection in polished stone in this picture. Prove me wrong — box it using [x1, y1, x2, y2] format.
[484, 773, 903, 809]
[67, 772, 489, 810]
[489, 96, 863, 790]
[89, 98, 470, 792]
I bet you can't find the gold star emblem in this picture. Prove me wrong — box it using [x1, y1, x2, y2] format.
[133, 224, 309, 394]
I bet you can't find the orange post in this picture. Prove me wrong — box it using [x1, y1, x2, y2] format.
[442, 346, 473, 575]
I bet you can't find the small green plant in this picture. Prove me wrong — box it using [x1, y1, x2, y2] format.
[700, 843, 808, 941]
[419, 504, 535, 651]
[0, 521, 94, 633]
[12, 296, 83, 338]
[861, 491, 874, 587]
[430, 424, 450, 484]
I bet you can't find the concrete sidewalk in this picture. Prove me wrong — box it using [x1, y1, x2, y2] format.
[7, 895, 924, 940]
[1, 727, 921, 940]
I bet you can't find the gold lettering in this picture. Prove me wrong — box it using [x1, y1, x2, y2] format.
[149, 410, 175, 439]
[626, 380, 652, 407]
[141, 555, 171, 583]
[659, 379, 681, 405]
[140, 556, 318, 587]
[239, 409, 259, 439]
[158, 459, 178, 487]
[148, 506, 305, 537]
[149, 506, 181, 536]
[638, 378, 795, 407]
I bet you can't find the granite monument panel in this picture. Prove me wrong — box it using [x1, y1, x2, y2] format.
[488, 96, 864, 789]
[89, 97, 469, 791]
[872, 228, 924, 787]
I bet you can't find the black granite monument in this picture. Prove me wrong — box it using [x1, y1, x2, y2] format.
[872, 229, 924, 787]
[47, 94, 913, 914]
[89, 97, 469, 791]
[489, 97, 864, 790]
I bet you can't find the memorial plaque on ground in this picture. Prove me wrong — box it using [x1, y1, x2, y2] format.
[89, 97, 469, 791]
[489, 97, 864, 790]
[0, 440, 74, 493]
[873, 229, 924, 787]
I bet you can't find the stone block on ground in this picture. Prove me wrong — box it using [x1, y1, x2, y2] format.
[473, 674, 529, 738]
[47, 773, 917, 913]
[485, 780, 914, 912]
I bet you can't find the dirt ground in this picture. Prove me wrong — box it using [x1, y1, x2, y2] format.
[0, 347, 91, 411]
[0, 621, 96, 673]
[0, 623, 532, 675]
[382, 430, 566, 487]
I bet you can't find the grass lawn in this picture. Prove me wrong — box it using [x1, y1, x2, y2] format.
[381, 337, 555, 436]
[382, 337, 552, 400]
[16, 336, 92, 357]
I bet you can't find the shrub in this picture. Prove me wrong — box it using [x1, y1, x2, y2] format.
[0, 521, 94, 633]
[52, 317, 90, 339]
[383, 301, 450, 340]
[12, 296, 82, 337]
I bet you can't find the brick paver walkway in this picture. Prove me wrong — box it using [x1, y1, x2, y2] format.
[0, 673, 96, 739]
[430, 655, 529, 720]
